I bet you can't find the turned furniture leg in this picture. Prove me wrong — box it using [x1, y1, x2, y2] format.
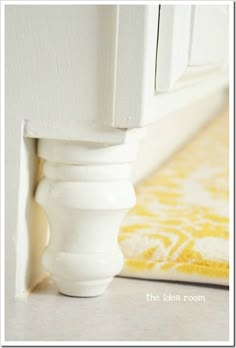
[35, 137, 141, 297]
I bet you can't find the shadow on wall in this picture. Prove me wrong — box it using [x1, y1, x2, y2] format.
[15, 136, 49, 296]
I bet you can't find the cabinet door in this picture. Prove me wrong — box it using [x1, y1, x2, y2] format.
[189, 5, 229, 66]
[156, 5, 229, 92]
[112, 4, 230, 128]
[155, 5, 192, 92]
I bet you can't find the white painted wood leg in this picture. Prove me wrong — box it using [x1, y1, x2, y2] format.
[35, 137, 142, 297]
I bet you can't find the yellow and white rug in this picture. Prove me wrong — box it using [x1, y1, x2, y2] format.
[119, 108, 229, 286]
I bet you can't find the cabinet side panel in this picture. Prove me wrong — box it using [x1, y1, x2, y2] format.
[5, 5, 117, 125]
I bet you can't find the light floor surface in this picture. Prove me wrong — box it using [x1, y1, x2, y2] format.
[5, 276, 229, 342]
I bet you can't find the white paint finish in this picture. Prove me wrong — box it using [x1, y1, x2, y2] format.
[15, 137, 48, 297]
[5, 277, 229, 342]
[155, 4, 229, 93]
[6, 3, 230, 131]
[155, 5, 192, 92]
[138, 67, 228, 127]
[43, 162, 132, 182]
[38, 139, 140, 165]
[189, 5, 229, 66]
[5, 5, 117, 124]
[112, 5, 159, 128]
[113, 5, 147, 126]
[14, 90, 227, 297]
[6, 132, 49, 299]
[113, 4, 229, 128]
[4, 5, 135, 297]
[5, 5, 118, 298]
[132, 89, 227, 184]
[35, 137, 142, 297]
[4, 4, 231, 299]
[13, 124, 144, 297]
[24, 119, 144, 144]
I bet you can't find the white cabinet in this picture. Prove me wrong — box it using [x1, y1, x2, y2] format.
[5, 3, 230, 299]
[155, 5, 192, 92]
[6, 4, 229, 131]
[189, 5, 229, 66]
[112, 4, 229, 128]
[156, 5, 229, 92]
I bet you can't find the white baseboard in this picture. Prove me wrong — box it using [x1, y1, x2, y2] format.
[132, 88, 228, 184]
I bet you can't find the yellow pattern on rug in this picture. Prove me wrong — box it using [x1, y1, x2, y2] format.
[119, 108, 229, 285]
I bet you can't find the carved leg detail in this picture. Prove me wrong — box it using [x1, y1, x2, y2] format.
[35, 137, 141, 297]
